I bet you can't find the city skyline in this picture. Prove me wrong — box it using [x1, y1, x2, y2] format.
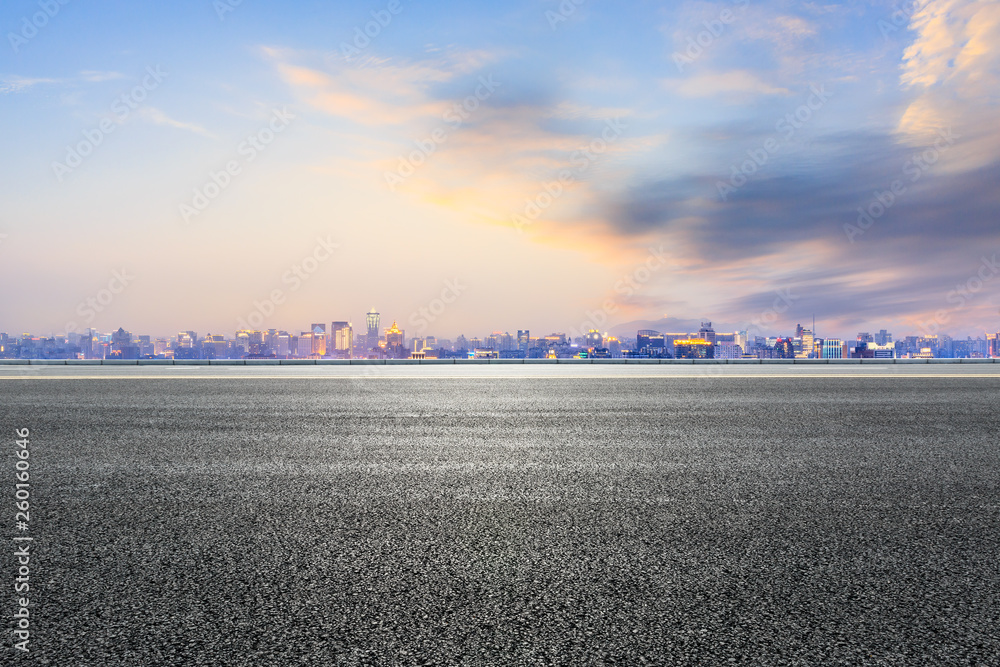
[4, 314, 998, 362]
[2, 1, 999, 341]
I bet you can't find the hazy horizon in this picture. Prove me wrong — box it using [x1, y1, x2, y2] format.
[2, 0, 998, 340]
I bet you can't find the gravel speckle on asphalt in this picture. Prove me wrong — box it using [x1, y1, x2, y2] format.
[2, 373, 999, 665]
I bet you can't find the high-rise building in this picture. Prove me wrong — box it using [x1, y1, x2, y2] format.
[517, 330, 530, 352]
[332, 321, 352, 358]
[794, 325, 814, 358]
[111, 327, 139, 359]
[822, 338, 844, 359]
[296, 333, 314, 358]
[875, 329, 893, 345]
[275, 332, 291, 357]
[311, 323, 326, 351]
[385, 321, 405, 357]
[311, 325, 327, 356]
[366, 309, 380, 350]
[698, 322, 716, 345]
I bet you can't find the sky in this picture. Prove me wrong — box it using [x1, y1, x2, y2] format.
[1, 0, 998, 341]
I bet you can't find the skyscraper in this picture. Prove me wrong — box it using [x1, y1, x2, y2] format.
[698, 322, 717, 345]
[366, 308, 380, 350]
[311, 325, 327, 356]
[332, 321, 353, 358]
[517, 330, 530, 352]
[385, 321, 405, 358]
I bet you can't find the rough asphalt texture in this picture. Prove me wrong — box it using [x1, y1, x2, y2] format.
[2, 376, 999, 665]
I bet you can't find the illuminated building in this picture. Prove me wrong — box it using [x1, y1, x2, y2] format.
[584, 329, 603, 349]
[310, 325, 327, 356]
[332, 322, 353, 358]
[774, 338, 795, 358]
[821, 338, 844, 359]
[385, 320, 405, 357]
[605, 336, 622, 357]
[794, 325, 814, 358]
[311, 323, 326, 352]
[674, 339, 713, 359]
[636, 329, 659, 349]
[296, 333, 314, 358]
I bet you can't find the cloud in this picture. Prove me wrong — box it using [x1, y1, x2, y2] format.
[591, 126, 1000, 336]
[1, 70, 125, 94]
[79, 70, 125, 83]
[0, 75, 59, 94]
[137, 108, 216, 138]
[897, 0, 1000, 170]
[663, 70, 791, 98]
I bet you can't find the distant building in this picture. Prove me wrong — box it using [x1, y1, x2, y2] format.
[332, 321, 352, 358]
[869, 342, 895, 358]
[674, 339, 713, 359]
[794, 325, 815, 358]
[366, 308, 380, 350]
[821, 338, 844, 359]
[698, 322, 716, 345]
[296, 333, 314, 358]
[774, 338, 795, 359]
[584, 329, 603, 349]
[385, 321, 405, 357]
[714, 341, 741, 359]
[310, 325, 327, 356]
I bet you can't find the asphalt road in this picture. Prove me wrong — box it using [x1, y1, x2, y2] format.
[2, 368, 999, 665]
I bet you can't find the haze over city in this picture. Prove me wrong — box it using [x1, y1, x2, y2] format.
[2, 0, 999, 339]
